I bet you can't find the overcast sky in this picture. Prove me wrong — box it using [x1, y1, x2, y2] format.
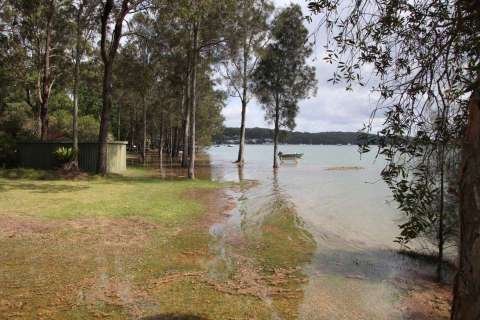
[221, 0, 383, 133]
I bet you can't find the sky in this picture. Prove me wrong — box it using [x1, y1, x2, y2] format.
[221, 0, 383, 133]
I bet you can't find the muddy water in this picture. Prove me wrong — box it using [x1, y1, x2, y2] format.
[202, 145, 443, 319]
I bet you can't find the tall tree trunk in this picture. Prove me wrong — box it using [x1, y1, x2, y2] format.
[437, 144, 445, 282]
[182, 65, 191, 167]
[174, 127, 180, 157]
[129, 107, 135, 149]
[273, 98, 279, 169]
[141, 96, 147, 163]
[97, 61, 113, 174]
[237, 14, 249, 165]
[72, 4, 83, 168]
[96, 0, 129, 175]
[451, 79, 480, 320]
[117, 103, 121, 140]
[237, 98, 247, 164]
[159, 112, 163, 159]
[170, 127, 176, 158]
[40, 1, 54, 141]
[188, 22, 198, 179]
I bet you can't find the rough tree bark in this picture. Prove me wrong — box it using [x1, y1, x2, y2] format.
[97, 0, 129, 175]
[72, 2, 84, 168]
[451, 78, 480, 320]
[158, 112, 163, 159]
[182, 56, 191, 168]
[273, 96, 279, 169]
[236, 6, 249, 165]
[141, 96, 147, 163]
[188, 21, 198, 179]
[39, 0, 55, 141]
[437, 144, 445, 282]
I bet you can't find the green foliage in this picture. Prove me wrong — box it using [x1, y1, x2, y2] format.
[0, 103, 36, 167]
[0, 132, 18, 168]
[307, 0, 472, 270]
[49, 110, 100, 141]
[221, 0, 273, 101]
[53, 147, 76, 164]
[49, 92, 73, 113]
[252, 4, 317, 130]
[0, 103, 35, 138]
[77, 114, 100, 141]
[78, 62, 103, 117]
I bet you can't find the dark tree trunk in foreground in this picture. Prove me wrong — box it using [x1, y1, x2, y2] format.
[97, 0, 129, 175]
[98, 61, 113, 174]
[452, 79, 480, 320]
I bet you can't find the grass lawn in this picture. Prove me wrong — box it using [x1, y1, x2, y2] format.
[0, 167, 314, 320]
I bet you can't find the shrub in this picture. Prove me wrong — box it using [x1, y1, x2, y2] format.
[54, 147, 76, 164]
[0, 132, 18, 168]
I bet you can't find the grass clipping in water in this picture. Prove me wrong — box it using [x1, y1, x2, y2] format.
[325, 166, 364, 171]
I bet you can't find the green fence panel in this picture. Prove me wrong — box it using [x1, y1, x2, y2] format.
[17, 141, 127, 173]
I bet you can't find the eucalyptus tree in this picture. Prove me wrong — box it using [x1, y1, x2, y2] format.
[307, 0, 479, 317]
[168, 0, 235, 178]
[97, 0, 148, 174]
[71, 0, 99, 167]
[252, 4, 316, 169]
[3, 0, 74, 140]
[128, 12, 157, 162]
[222, 0, 273, 165]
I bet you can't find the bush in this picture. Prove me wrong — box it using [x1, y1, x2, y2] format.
[0, 103, 35, 168]
[0, 102, 36, 138]
[49, 111, 100, 142]
[54, 147, 76, 164]
[0, 132, 18, 168]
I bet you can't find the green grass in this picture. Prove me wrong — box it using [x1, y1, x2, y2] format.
[0, 167, 282, 319]
[0, 167, 317, 319]
[0, 167, 219, 224]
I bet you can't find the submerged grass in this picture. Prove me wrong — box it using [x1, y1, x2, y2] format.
[0, 167, 312, 319]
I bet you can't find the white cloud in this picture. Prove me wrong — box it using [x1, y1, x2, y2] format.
[221, 0, 384, 133]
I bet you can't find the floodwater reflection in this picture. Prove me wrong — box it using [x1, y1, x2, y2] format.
[129, 152, 214, 180]
[136, 145, 451, 319]
[204, 145, 451, 320]
[207, 169, 316, 319]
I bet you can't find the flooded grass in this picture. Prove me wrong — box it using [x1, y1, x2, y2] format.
[0, 167, 316, 319]
[0, 155, 453, 319]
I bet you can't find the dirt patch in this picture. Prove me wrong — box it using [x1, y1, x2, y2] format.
[56, 168, 91, 180]
[184, 188, 237, 229]
[394, 278, 452, 319]
[0, 215, 160, 246]
[0, 216, 55, 238]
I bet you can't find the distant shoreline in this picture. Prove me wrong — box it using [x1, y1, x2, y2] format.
[212, 143, 368, 146]
[214, 127, 379, 145]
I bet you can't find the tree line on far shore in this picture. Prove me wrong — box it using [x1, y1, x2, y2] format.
[215, 127, 380, 145]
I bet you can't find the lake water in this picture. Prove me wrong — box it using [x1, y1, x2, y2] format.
[203, 145, 440, 319]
